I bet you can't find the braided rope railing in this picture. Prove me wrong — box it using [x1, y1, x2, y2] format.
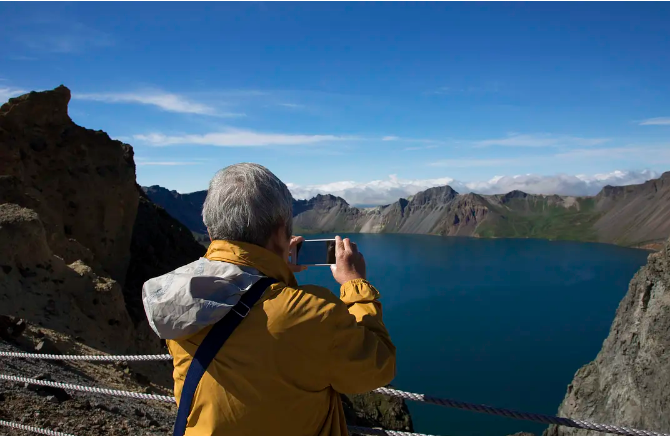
[348, 426, 436, 436]
[373, 387, 670, 436]
[2, 351, 670, 436]
[0, 351, 172, 361]
[0, 420, 76, 436]
[0, 373, 175, 403]
[0, 419, 429, 436]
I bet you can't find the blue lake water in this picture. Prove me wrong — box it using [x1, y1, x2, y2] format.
[295, 234, 650, 436]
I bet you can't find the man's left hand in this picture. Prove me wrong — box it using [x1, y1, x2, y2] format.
[288, 235, 308, 273]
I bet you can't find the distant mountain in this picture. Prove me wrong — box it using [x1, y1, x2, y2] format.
[143, 186, 208, 234]
[143, 171, 670, 248]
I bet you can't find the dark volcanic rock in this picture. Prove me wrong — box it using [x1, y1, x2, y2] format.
[0, 87, 201, 355]
[544, 238, 670, 436]
[342, 390, 413, 433]
[0, 85, 138, 282]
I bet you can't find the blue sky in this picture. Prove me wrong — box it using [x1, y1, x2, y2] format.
[1, 2, 669, 204]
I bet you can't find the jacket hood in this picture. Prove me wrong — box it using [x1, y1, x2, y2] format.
[142, 257, 265, 340]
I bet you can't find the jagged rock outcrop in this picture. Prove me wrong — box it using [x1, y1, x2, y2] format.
[544, 238, 670, 436]
[343, 391, 413, 433]
[145, 173, 670, 248]
[0, 86, 204, 354]
[0, 86, 138, 282]
[0, 202, 146, 353]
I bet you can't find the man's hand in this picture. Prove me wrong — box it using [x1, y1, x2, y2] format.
[288, 235, 308, 273]
[330, 235, 366, 285]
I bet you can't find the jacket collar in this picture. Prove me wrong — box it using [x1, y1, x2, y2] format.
[205, 240, 297, 287]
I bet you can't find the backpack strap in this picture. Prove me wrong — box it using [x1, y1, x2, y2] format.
[172, 276, 278, 436]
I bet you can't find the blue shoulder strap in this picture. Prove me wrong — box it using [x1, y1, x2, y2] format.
[172, 276, 277, 436]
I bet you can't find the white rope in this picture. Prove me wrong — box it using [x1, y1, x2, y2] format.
[0, 420, 76, 436]
[348, 426, 437, 436]
[0, 419, 432, 436]
[372, 387, 670, 436]
[0, 373, 175, 403]
[0, 351, 172, 361]
[3, 351, 670, 436]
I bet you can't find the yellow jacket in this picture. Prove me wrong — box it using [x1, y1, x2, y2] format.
[165, 240, 396, 436]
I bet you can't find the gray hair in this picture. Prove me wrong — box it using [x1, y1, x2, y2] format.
[202, 163, 293, 247]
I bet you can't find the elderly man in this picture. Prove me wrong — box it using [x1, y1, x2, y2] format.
[142, 163, 396, 436]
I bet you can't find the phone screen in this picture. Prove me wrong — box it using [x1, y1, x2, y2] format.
[296, 240, 336, 265]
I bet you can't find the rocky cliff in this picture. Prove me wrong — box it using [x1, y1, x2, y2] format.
[545, 237, 670, 435]
[146, 173, 670, 248]
[0, 87, 205, 354]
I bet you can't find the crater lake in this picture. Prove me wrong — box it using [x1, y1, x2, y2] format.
[296, 234, 651, 436]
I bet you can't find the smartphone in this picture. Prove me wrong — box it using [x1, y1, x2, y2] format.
[292, 239, 336, 266]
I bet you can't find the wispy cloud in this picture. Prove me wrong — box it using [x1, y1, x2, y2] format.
[17, 22, 113, 54]
[133, 129, 352, 147]
[288, 170, 658, 206]
[431, 145, 670, 169]
[429, 158, 523, 168]
[277, 103, 304, 109]
[136, 161, 202, 166]
[0, 87, 27, 102]
[404, 145, 438, 151]
[73, 91, 241, 117]
[381, 135, 446, 145]
[8, 55, 39, 61]
[473, 133, 609, 148]
[426, 82, 501, 96]
[555, 146, 670, 161]
[639, 117, 670, 126]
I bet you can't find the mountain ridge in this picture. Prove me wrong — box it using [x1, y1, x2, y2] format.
[144, 170, 670, 248]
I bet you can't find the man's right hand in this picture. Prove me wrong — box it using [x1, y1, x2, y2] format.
[330, 235, 366, 285]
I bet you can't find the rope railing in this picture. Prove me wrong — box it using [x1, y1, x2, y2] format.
[0, 373, 175, 403]
[0, 351, 172, 361]
[2, 352, 670, 436]
[373, 387, 670, 436]
[0, 420, 76, 436]
[0, 419, 431, 436]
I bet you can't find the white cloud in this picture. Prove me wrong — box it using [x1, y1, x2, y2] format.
[464, 170, 658, 196]
[429, 158, 523, 168]
[18, 22, 113, 54]
[639, 117, 670, 126]
[277, 103, 304, 108]
[404, 145, 438, 151]
[474, 133, 609, 147]
[0, 87, 27, 102]
[382, 136, 399, 141]
[8, 56, 38, 61]
[73, 91, 241, 117]
[287, 170, 659, 206]
[136, 161, 202, 166]
[133, 129, 350, 147]
[288, 175, 458, 206]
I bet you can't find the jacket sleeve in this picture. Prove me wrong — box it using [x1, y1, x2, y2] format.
[326, 278, 396, 394]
